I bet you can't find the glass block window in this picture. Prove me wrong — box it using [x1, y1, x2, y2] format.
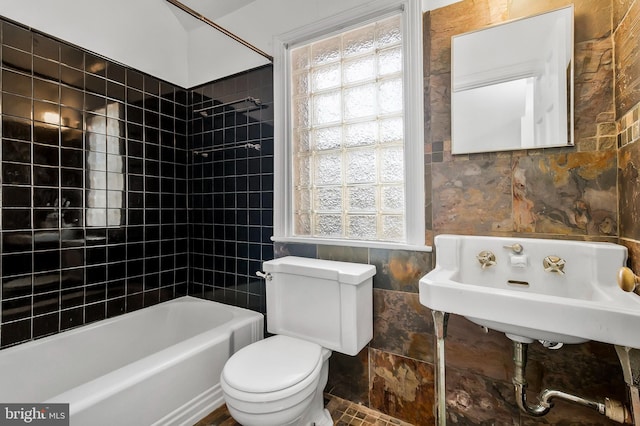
[290, 15, 406, 242]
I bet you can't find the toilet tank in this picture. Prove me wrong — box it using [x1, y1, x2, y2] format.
[262, 256, 376, 356]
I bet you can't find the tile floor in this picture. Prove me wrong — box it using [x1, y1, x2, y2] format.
[194, 394, 414, 426]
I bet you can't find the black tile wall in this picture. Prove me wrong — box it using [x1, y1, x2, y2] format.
[0, 18, 189, 347]
[188, 66, 274, 314]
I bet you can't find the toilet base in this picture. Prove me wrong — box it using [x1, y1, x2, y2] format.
[297, 385, 333, 426]
[307, 408, 333, 426]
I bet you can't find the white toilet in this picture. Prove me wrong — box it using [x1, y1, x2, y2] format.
[220, 256, 376, 426]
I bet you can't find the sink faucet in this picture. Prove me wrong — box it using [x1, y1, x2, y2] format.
[504, 243, 523, 254]
[543, 256, 566, 274]
[477, 251, 496, 269]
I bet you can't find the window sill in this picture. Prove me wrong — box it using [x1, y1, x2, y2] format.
[271, 236, 432, 253]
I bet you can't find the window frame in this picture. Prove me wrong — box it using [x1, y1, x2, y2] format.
[273, 0, 429, 251]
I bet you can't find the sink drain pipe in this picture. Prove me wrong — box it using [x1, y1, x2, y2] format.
[512, 341, 632, 424]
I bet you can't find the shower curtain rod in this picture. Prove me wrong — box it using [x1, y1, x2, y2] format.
[192, 143, 261, 157]
[193, 96, 262, 116]
[165, 0, 273, 62]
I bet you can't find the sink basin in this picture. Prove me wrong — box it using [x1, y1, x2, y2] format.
[419, 234, 640, 346]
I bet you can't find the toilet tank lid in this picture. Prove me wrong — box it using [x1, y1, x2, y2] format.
[263, 256, 376, 285]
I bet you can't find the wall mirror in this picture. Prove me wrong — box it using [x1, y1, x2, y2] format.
[451, 6, 574, 154]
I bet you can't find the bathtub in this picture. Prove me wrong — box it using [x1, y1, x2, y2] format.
[0, 296, 263, 426]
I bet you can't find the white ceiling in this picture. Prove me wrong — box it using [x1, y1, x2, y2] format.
[0, 0, 460, 88]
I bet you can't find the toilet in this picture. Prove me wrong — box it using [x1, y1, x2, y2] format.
[220, 256, 376, 426]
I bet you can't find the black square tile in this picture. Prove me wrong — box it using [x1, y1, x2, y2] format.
[60, 65, 84, 89]
[34, 77, 60, 101]
[34, 250, 61, 273]
[33, 56, 59, 81]
[33, 143, 59, 166]
[1, 319, 31, 347]
[2, 208, 31, 230]
[2, 252, 33, 277]
[85, 53, 106, 76]
[3, 22, 31, 52]
[2, 140, 31, 163]
[61, 127, 83, 149]
[106, 62, 126, 84]
[3, 185, 31, 207]
[60, 44, 84, 69]
[33, 312, 59, 338]
[33, 122, 60, 146]
[127, 70, 144, 90]
[60, 307, 83, 330]
[33, 33, 60, 61]
[2, 116, 32, 141]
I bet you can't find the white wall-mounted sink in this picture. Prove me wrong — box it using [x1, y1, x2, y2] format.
[419, 234, 639, 346]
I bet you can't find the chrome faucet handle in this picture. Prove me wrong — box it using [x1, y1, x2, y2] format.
[477, 251, 496, 269]
[543, 256, 565, 274]
[503, 243, 523, 254]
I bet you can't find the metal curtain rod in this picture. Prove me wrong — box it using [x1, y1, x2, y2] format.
[193, 143, 261, 157]
[193, 96, 262, 116]
[165, 0, 273, 62]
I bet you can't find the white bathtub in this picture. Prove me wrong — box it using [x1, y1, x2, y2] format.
[0, 296, 263, 426]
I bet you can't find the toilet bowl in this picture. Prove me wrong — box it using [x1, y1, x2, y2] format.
[220, 335, 333, 426]
[220, 256, 376, 426]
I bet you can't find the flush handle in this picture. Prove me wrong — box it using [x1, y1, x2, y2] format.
[477, 251, 496, 269]
[256, 271, 272, 281]
[543, 256, 565, 274]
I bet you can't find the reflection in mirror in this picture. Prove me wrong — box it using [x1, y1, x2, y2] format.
[451, 6, 574, 154]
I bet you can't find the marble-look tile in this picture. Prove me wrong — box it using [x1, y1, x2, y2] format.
[619, 143, 640, 240]
[527, 340, 625, 398]
[443, 314, 514, 383]
[426, 72, 451, 147]
[620, 238, 640, 272]
[574, 36, 615, 145]
[618, 102, 640, 147]
[429, 0, 508, 76]
[518, 341, 626, 425]
[273, 241, 317, 259]
[326, 347, 370, 406]
[428, 0, 615, 153]
[443, 316, 625, 425]
[371, 289, 434, 362]
[445, 367, 519, 425]
[369, 348, 435, 425]
[427, 0, 506, 149]
[425, 163, 434, 245]
[615, 0, 640, 118]
[317, 245, 369, 264]
[510, 0, 611, 42]
[520, 399, 622, 425]
[513, 151, 617, 235]
[369, 250, 432, 293]
[432, 158, 513, 234]
[614, 0, 635, 29]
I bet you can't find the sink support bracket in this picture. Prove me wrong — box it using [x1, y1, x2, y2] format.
[614, 345, 640, 426]
[513, 341, 632, 423]
[432, 311, 448, 426]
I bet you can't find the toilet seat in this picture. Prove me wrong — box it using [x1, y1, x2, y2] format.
[220, 335, 326, 406]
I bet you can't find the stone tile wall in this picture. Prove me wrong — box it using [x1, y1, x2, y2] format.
[295, 1, 640, 425]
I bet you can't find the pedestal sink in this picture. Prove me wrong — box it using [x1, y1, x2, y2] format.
[419, 234, 639, 346]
